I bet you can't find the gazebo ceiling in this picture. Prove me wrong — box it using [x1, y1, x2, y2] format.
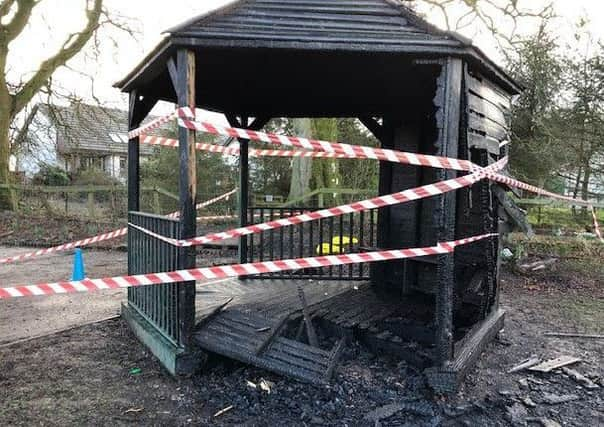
[115, 0, 521, 116]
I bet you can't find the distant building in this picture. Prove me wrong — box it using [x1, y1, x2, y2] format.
[13, 102, 159, 181]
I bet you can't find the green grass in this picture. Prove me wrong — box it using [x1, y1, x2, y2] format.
[526, 206, 604, 232]
[506, 233, 604, 259]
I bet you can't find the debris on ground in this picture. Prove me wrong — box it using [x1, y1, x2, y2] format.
[520, 396, 537, 408]
[541, 392, 580, 405]
[505, 402, 528, 425]
[363, 400, 436, 423]
[520, 258, 558, 271]
[528, 356, 581, 373]
[123, 407, 144, 414]
[259, 379, 275, 394]
[561, 367, 599, 389]
[213, 405, 234, 418]
[544, 332, 604, 340]
[526, 417, 562, 427]
[508, 356, 541, 373]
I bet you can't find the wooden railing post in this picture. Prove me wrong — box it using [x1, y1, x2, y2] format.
[87, 192, 95, 218]
[9, 186, 18, 212]
[153, 188, 161, 214]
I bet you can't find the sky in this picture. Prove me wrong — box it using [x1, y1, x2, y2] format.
[6, 0, 604, 118]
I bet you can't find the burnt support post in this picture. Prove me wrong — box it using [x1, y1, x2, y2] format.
[226, 115, 271, 265]
[176, 48, 197, 347]
[127, 95, 141, 212]
[238, 116, 250, 265]
[127, 90, 158, 213]
[434, 58, 463, 366]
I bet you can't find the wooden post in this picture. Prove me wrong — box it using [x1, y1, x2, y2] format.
[9, 186, 18, 212]
[239, 117, 249, 265]
[87, 192, 95, 218]
[435, 58, 463, 366]
[176, 48, 197, 348]
[153, 189, 160, 214]
[128, 91, 141, 213]
[225, 115, 270, 265]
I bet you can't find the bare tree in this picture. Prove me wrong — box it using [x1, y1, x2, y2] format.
[403, 0, 555, 52]
[0, 0, 126, 209]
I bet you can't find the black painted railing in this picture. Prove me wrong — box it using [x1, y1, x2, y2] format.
[245, 207, 378, 280]
[128, 212, 192, 347]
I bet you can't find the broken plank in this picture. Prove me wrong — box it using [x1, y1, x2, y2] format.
[544, 332, 604, 340]
[561, 367, 600, 389]
[507, 357, 541, 374]
[528, 356, 581, 373]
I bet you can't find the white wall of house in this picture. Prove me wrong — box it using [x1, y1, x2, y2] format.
[104, 154, 127, 181]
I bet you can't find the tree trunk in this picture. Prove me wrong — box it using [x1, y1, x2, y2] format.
[581, 161, 591, 218]
[0, 108, 13, 210]
[571, 167, 582, 217]
[311, 118, 342, 205]
[288, 119, 313, 202]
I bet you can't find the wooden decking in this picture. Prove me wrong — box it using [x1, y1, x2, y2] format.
[193, 278, 436, 383]
[194, 278, 354, 384]
[194, 278, 355, 322]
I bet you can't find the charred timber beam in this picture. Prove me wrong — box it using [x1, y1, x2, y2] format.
[128, 90, 158, 212]
[358, 116, 386, 142]
[226, 115, 271, 264]
[426, 309, 505, 394]
[176, 48, 197, 347]
[434, 57, 462, 366]
[227, 114, 250, 264]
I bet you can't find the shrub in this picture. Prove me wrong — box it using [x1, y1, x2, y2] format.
[32, 164, 70, 186]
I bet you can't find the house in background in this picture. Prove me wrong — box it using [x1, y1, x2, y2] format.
[14, 102, 159, 181]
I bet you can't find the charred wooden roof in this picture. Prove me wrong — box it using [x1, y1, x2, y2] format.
[115, 0, 520, 117]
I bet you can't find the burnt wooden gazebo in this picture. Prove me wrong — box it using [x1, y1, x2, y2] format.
[115, 0, 521, 393]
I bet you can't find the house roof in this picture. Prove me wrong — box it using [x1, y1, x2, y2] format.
[115, 0, 521, 101]
[38, 103, 166, 156]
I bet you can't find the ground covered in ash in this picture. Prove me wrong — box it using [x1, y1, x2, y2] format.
[1, 253, 602, 427]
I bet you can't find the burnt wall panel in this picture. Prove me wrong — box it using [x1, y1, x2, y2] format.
[371, 63, 441, 294]
[454, 65, 513, 325]
[465, 69, 512, 155]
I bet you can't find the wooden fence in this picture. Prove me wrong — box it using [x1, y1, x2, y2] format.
[0, 184, 179, 219]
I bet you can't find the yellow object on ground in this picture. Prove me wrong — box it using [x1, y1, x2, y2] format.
[315, 236, 359, 255]
[331, 236, 359, 245]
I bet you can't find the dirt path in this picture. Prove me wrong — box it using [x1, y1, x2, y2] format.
[0, 246, 127, 345]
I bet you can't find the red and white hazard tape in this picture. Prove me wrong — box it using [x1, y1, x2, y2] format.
[174, 108, 478, 173]
[141, 135, 357, 159]
[129, 158, 508, 248]
[0, 233, 495, 300]
[0, 189, 236, 265]
[130, 109, 596, 214]
[166, 188, 237, 219]
[0, 228, 129, 266]
[130, 109, 478, 173]
[128, 112, 177, 139]
[488, 174, 592, 208]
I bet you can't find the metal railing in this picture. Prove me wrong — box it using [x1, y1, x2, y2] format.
[245, 207, 378, 280]
[128, 212, 191, 346]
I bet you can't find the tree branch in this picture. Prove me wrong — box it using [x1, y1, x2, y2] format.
[1, 0, 38, 43]
[0, 1, 17, 18]
[12, 0, 102, 115]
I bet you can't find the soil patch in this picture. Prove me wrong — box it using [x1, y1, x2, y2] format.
[1, 264, 602, 426]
